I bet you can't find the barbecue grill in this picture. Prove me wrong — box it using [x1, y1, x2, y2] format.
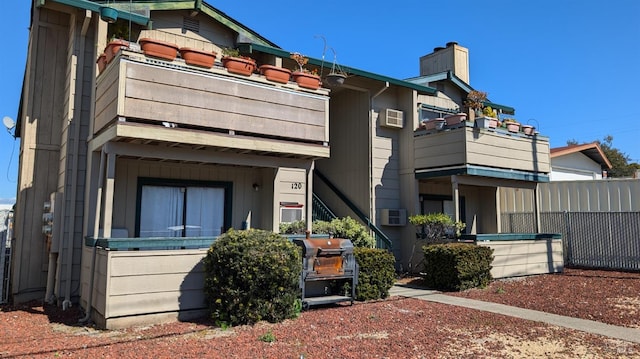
[293, 233, 358, 308]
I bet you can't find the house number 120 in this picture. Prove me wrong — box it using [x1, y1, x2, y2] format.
[291, 182, 303, 190]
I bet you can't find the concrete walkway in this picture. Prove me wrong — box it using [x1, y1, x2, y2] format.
[390, 284, 640, 344]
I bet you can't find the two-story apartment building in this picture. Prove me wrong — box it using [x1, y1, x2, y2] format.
[12, 0, 551, 328]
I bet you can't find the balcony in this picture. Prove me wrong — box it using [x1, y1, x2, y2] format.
[92, 50, 330, 159]
[414, 122, 550, 181]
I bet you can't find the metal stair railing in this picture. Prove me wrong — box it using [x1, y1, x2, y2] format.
[312, 193, 337, 222]
[314, 170, 392, 250]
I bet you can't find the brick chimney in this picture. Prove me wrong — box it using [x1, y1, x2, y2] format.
[419, 41, 470, 85]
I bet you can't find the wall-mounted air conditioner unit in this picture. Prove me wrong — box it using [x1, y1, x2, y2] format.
[380, 208, 407, 226]
[380, 109, 404, 129]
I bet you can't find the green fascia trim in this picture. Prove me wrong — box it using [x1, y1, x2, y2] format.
[88, 1, 277, 47]
[45, 0, 150, 25]
[419, 103, 460, 114]
[240, 43, 438, 95]
[415, 165, 549, 182]
[407, 71, 516, 115]
[484, 101, 515, 115]
[86, 236, 216, 249]
[460, 233, 562, 241]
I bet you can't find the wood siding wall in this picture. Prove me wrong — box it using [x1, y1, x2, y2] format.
[315, 89, 370, 218]
[112, 159, 280, 235]
[13, 7, 69, 302]
[415, 126, 550, 174]
[94, 59, 329, 145]
[81, 247, 208, 329]
[477, 239, 564, 278]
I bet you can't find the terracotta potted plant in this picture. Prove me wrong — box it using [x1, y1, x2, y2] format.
[179, 47, 217, 68]
[221, 48, 256, 76]
[139, 38, 179, 61]
[290, 52, 321, 90]
[259, 64, 291, 84]
[443, 113, 467, 126]
[104, 38, 129, 63]
[522, 124, 535, 135]
[421, 118, 446, 131]
[96, 53, 107, 74]
[503, 118, 521, 133]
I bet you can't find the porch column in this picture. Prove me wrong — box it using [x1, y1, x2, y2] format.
[534, 184, 541, 233]
[306, 161, 314, 233]
[451, 175, 460, 222]
[102, 152, 116, 238]
[495, 187, 502, 234]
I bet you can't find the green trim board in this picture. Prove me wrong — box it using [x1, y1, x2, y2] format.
[460, 233, 562, 241]
[407, 71, 515, 115]
[84, 233, 331, 250]
[239, 43, 438, 96]
[415, 164, 550, 182]
[44, 0, 150, 24]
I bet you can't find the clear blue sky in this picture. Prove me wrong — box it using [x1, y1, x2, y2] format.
[1, 1, 639, 203]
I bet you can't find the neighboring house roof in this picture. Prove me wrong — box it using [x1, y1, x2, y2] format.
[406, 70, 515, 115]
[550, 142, 612, 169]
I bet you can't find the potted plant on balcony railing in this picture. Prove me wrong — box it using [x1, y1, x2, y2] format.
[503, 118, 521, 133]
[258, 63, 292, 84]
[221, 47, 256, 76]
[475, 106, 499, 129]
[139, 37, 179, 61]
[464, 90, 487, 119]
[290, 52, 321, 90]
[179, 47, 218, 68]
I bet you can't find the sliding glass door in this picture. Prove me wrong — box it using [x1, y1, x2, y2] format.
[136, 178, 231, 238]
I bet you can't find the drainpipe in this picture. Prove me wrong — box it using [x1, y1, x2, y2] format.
[63, 11, 91, 310]
[369, 82, 389, 231]
[79, 148, 106, 324]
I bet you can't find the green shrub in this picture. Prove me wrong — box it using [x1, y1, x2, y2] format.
[422, 243, 493, 291]
[279, 217, 375, 248]
[354, 247, 396, 301]
[409, 213, 465, 243]
[203, 229, 302, 326]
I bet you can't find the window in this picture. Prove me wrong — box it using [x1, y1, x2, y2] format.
[135, 178, 232, 237]
[420, 195, 465, 224]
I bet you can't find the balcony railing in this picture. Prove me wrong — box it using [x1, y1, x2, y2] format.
[414, 121, 550, 178]
[93, 50, 330, 159]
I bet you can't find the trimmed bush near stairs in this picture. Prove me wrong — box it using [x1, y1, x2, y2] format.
[354, 247, 396, 301]
[203, 229, 302, 326]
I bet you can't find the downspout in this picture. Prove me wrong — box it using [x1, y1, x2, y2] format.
[369, 82, 389, 231]
[79, 148, 106, 324]
[63, 10, 91, 310]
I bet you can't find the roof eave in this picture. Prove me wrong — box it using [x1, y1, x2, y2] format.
[240, 43, 438, 95]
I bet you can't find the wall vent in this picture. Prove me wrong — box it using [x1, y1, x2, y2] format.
[380, 109, 404, 128]
[380, 208, 407, 226]
[183, 17, 200, 33]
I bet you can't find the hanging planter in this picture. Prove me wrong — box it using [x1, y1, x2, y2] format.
[104, 39, 129, 63]
[100, 7, 118, 23]
[325, 73, 346, 87]
[139, 38, 179, 61]
[259, 64, 291, 84]
[292, 71, 321, 90]
[179, 47, 217, 68]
